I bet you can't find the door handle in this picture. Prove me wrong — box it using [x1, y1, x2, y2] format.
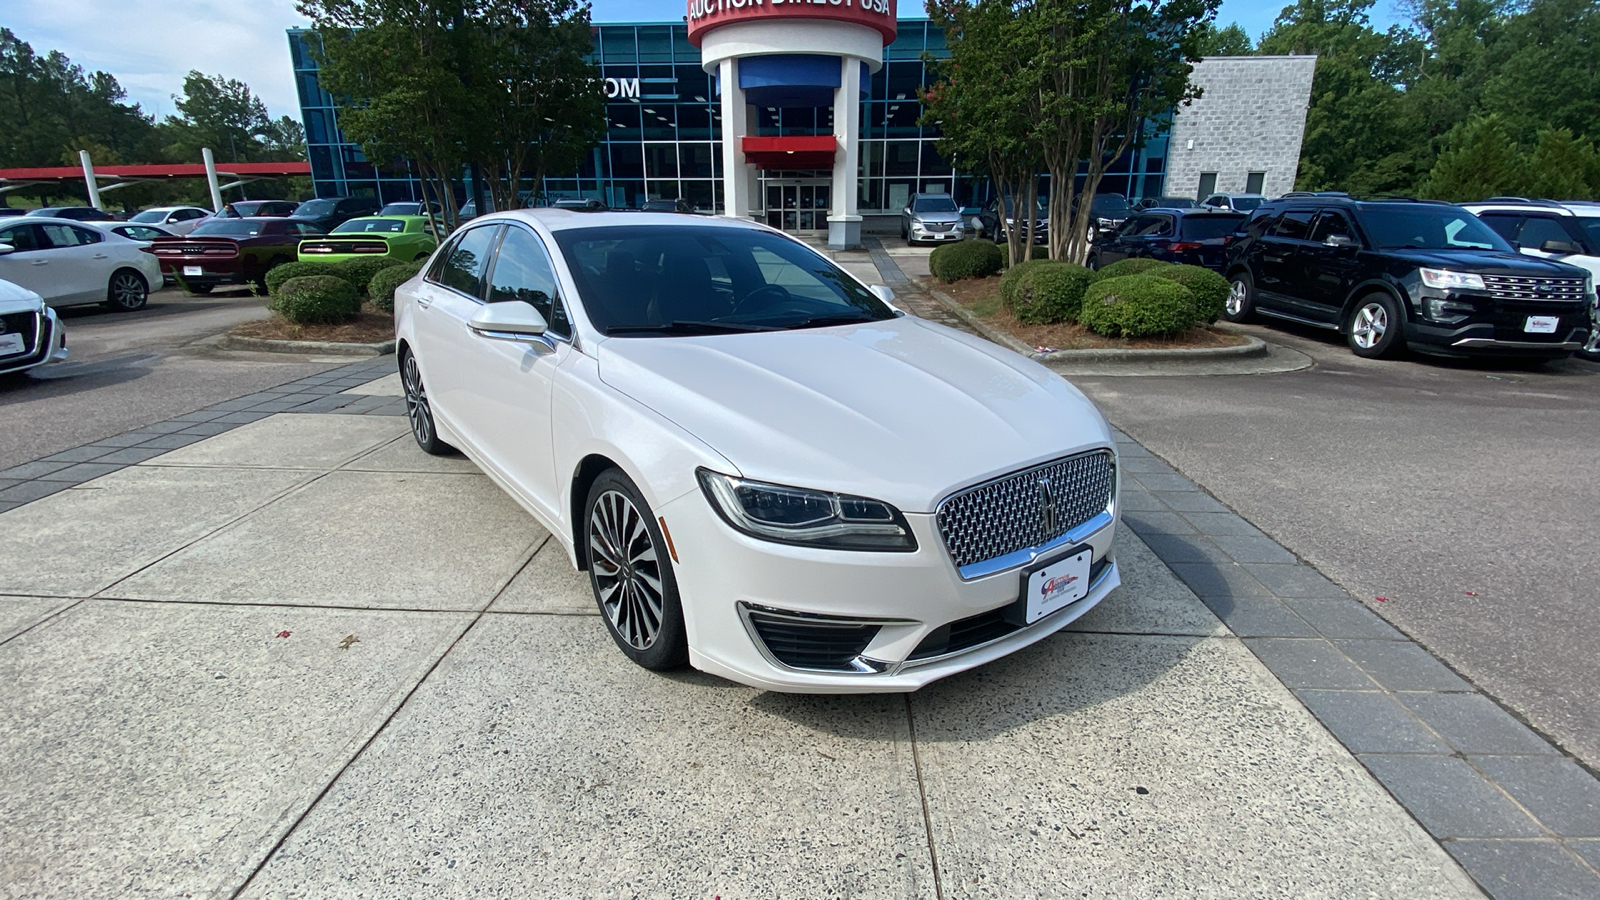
[416, 296, 432, 309]
[31, 260, 47, 266]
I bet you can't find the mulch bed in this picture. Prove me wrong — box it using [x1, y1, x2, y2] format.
[230, 303, 395, 344]
[930, 275, 1249, 352]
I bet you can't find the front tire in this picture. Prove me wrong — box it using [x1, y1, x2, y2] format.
[1348, 293, 1405, 359]
[400, 349, 454, 456]
[105, 269, 148, 311]
[1223, 271, 1256, 323]
[585, 470, 689, 671]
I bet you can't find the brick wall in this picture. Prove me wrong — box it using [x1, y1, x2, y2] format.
[1163, 55, 1317, 201]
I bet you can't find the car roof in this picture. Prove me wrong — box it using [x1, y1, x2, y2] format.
[1210, 193, 1266, 199]
[477, 209, 775, 235]
[1460, 198, 1600, 217]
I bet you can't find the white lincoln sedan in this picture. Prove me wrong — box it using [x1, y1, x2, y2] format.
[395, 210, 1121, 692]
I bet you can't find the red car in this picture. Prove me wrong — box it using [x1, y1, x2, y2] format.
[146, 218, 323, 293]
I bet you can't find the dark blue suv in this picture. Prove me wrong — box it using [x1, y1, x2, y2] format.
[1087, 208, 1247, 272]
[1224, 198, 1594, 360]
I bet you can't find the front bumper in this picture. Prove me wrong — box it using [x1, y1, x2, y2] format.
[0, 306, 68, 376]
[909, 223, 963, 243]
[1406, 288, 1589, 357]
[658, 488, 1120, 693]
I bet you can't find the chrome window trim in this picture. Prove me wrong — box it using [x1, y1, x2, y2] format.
[487, 221, 576, 347]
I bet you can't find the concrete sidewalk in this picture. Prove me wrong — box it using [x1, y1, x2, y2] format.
[0, 366, 1482, 898]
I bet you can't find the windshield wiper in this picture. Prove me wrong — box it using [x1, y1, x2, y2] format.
[605, 320, 780, 335]
[786, 313, 880, 329]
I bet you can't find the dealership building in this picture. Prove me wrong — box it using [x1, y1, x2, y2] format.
[288, 9, 1313, 248]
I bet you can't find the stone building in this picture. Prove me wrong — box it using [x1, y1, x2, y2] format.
[1163, 56, 1318, 200]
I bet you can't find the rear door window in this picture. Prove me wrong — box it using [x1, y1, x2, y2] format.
[1475, 213, 1521, 241]
[1516, 216, 1575, 250]
[486, 226, 571, 339]
[1179, 215, 1245, 240]
[1269, 210, 1315, 240]
[1309, 210, 1357, 244]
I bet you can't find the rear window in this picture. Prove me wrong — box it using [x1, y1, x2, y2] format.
[294, 199, 336, 217]
[333, 218, 407, 234]
[1233, 197, 1265, 211]
[192, 220, 266, 236]
[130, 210, 166, 223]
[1180, 215, 1245, 240]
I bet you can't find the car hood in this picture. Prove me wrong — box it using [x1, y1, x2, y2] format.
[595, 317, 1113, 512]
[0, 278, 45, 314]
[1385, 248, 1591, 277]
[911, 211, 963, 224]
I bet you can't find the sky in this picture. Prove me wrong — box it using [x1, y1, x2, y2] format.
[2, 0, 1406, 123]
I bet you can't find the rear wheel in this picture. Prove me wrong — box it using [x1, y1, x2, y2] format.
[1347, 293, 1405, 359]
[1223, 271, 1255, 323]
[104, 269, 148, 311]
[585, 469, 689, 671]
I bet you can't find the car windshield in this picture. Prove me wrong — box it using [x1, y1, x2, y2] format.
[191, 220, 265, 236]
[130, 210, 167, 223]
[294, 199, 336, 217]
[1180, 214, 1246, 239]
[913, 196, 958, 213]
[1091, 194, 1131, 214]
[334, 218, 406, 234]
[553, 225, 896, 337]
[1233, 196, 1265, 211]
[1360, 207, 1512, 251]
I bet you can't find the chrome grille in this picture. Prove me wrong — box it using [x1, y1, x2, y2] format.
[1482, 274, 1588, 303]
[936, 450, 1116, 569]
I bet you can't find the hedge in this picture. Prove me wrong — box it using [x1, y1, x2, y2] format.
[1148, 264, 1230, 324]
[368, 262, 423, 312]
[1094, 257, 1168, 280]
[999, 258, 1052, 309]
[1005, 261, 1096, 325]
[264, 261, 331, 298]
[275, 275, 362, 325]
[929, 240, 1004, 283]
[336, 257, 408, 297]
[1078, 274, 1200, 338]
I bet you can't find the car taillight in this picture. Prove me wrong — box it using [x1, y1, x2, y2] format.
[1170, 242, 1202, 252]
[1221, 235, 1238, 246]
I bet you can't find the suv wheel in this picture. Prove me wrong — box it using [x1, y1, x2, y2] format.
[1223, 272, 1255, 322]
[1348, 294, 1404, 359]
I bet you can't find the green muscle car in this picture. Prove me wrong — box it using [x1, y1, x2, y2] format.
[296, 215, 438, 264]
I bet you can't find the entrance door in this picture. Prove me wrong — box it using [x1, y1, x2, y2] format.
[763, 181, 830, 233]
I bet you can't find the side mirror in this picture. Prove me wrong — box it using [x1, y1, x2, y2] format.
[1541, 239, 1581, 255]
[1324, 234, 1358, 250]
[869, 284, 904, 316]
[469, 301, 548, 340]
[0, 243, 13, 256]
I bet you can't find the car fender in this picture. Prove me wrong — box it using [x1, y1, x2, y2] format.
[1339, 278, 1408, 331]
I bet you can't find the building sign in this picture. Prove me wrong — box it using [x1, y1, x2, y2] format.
[686, 0, 897, 46]
[604, 77, 640, 99]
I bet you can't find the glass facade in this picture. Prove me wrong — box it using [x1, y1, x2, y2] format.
[288, 21, 1170, 217]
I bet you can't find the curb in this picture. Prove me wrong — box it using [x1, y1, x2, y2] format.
[921, 285, 1268, 362]
[218, 334, 396, 357]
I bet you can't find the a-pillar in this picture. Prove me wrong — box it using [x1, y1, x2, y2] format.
[827, 58, 862, 250]
[718, 58, 753, 220]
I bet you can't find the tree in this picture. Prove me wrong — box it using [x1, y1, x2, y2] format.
[1417, 115, 1521, 201]
[1194, 22, 1254, 56]
[163, 71, 275, 162]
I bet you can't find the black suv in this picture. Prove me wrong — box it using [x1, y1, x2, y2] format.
[1224, 198, 1594, 360]
[288, 196, 379, 232]
[1089, 208, 1246, 272]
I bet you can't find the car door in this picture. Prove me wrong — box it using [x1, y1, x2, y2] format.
[0, 223, 62, 301]
[1097, 217, 1145, 265]
[1298, 209, 1365, 323]
[455, 224, 575, 518]
[36, 223, 109, 304]
[1255, 209, 1316, 313]
[409, 223, 504, 459]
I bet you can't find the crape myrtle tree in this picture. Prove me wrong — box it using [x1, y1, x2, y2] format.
[925, 0, 1216, 266]
[298, 0, 604, 229]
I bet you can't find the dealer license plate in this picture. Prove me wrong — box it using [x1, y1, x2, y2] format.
[183, 266, 203, 277]
[1015, 547, 1093, 625]
[1525, 315, 1559, 334]
[0, 332, 24, 356]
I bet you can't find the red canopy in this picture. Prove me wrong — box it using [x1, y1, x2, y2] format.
[0, 161, 311, 182]
[740, 136, 837, 170]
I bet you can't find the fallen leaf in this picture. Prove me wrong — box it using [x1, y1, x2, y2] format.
[338, 634, 359, 650]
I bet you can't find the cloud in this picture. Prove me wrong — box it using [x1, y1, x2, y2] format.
[5, 0, 307, 120]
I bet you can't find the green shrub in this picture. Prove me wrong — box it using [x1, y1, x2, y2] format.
[929, 240, 1004, 283]
[999, 258, 1051, 308]
[336, 257, 407, 297]
[1148, 264, 1230, 324]
[275, 275, 362, 325]
[1078, 274, 1201, 338]
[1006, 261, 1096, 325]
[1094, 257, 1169, 280]
[1028, 244, 1050, 260]
[367, 262, 423, 312]
[264, 261, 330, 298]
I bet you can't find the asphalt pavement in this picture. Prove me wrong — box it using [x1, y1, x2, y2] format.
[1071, 323, 1600, 769]
[0, 287, 340, 470]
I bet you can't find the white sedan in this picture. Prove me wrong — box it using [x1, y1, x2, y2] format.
[0, 219, 163, 311]
[126, 206, 213, 236]
[0, 277, 68, 376]
[395, 211, 1121, 692]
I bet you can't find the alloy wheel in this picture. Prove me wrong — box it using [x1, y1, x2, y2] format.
[109, 272, 146, 310]
[1226, 280, 1248, 316]
[588, 488, 665, 651]
[402, 353, 432, 447]
[1351, 301, 1388, 350]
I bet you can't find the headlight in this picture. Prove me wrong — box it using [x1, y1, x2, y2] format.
[697, 469, 917, 552]
[1419, 268, 1486, 291]
[1097, 217, 1113, 228]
